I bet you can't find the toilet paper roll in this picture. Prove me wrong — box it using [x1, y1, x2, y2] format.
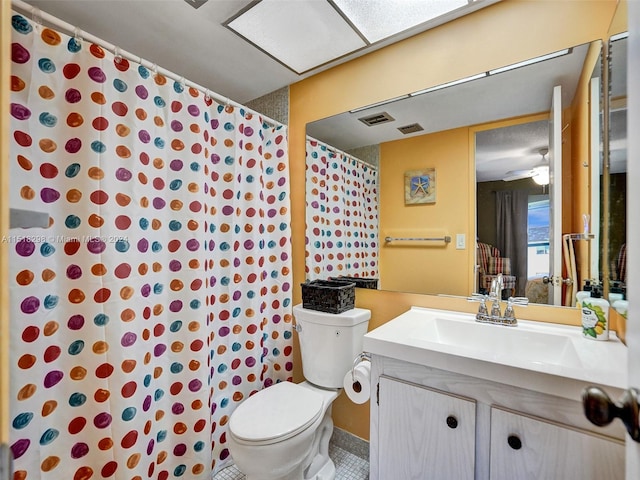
[343, 360, 371, 404]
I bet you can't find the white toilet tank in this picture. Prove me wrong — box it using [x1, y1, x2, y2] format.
[293, 304, 371, 389]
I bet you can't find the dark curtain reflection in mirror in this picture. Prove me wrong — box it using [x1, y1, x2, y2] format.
[496, 190, 529, 296]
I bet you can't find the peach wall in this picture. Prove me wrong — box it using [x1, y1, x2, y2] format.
[378, 128, 471, 295]
[570, 41, 604, 289]
[289, 0, 619, 440]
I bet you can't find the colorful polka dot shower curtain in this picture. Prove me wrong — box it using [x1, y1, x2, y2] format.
[9, 12, 292, 479]
[305, 137, 378, 281]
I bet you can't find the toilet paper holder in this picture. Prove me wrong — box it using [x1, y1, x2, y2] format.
[351, 352, 371, 383]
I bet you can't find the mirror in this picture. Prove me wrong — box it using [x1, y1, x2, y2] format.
[306, 40, 605, 305]
[475, 119, 553, 304]
[606, 34, 627, 298]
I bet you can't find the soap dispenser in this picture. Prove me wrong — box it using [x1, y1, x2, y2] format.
[613, 298, 628, 320]
[581, 285, 609, 341]
[576, 280, 593, 308]
[608, 281, 624, 305]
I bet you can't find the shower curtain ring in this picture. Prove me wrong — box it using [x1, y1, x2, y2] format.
[74, 27, 83, 43]
[204, 89, 211, 102]
[179, 76, 186, 90]
[32, 7, 42, 29]
[152, 63, 158, 79]
[114, 47, 123, 64]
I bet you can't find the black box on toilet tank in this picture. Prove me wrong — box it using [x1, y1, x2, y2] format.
[329, 276, 378, 290]
[300, 279, 356, 314]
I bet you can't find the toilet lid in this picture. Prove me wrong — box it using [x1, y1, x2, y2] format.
[229, 381, 324, 443]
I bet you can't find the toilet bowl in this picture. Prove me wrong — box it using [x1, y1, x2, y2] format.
[228, 381, 338, 480]
[227, 305, 371, 480]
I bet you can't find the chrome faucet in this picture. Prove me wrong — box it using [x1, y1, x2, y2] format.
[490, 273, 504, 298]
[489, 292, 502, 322]
[468, 291, 528, 326]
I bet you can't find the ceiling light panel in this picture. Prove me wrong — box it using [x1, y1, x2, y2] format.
[332, 0, 469, 43]
[227, 0, 367, 74]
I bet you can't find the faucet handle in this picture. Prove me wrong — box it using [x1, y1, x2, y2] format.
[501, 296, 527, 326]
[468, 292, 488, 302]
[468, 293, 490, 322]
[508, 296, 529, 306]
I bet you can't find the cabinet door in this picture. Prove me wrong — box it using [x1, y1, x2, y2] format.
[490, 407, 624, 480]
[378, 376, 476, 480]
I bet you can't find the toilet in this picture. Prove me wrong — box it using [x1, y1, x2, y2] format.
[228, 304, 371, 480]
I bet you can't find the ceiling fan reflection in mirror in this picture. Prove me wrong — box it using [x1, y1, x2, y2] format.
[503, 148, 550, 185]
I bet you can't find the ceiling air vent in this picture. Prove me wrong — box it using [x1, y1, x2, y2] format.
[358, 112, 395, 126]
[184, 0, 208, 8]
[398, 123, 424, 135]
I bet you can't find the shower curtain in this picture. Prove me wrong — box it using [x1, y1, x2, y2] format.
[305, 137, 378, 281]
[9, 13, 292, 479]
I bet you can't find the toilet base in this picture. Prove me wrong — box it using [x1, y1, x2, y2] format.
[245, 465, 305, 480]
[229, 383, 340, 480]
[241, 406, 336, 480]
[303, 405, 335, 480]
[306, 457, 335, 480]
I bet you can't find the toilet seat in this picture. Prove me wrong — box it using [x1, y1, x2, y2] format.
[229, 381, 324, 445]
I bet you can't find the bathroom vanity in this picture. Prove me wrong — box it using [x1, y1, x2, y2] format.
[363, 307, 627, 480]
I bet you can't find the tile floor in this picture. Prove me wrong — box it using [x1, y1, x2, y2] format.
[212, 442, 369, 480]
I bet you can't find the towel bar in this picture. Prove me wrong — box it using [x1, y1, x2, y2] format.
[384, 236, 451, 243]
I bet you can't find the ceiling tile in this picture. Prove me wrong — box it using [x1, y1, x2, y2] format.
[227, 0, 367, 74]
[333, 0, 469, 43]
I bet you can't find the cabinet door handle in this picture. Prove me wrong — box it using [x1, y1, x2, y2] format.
[446, 415, 458, 429]
[507, 434, 522, 450]
[582, 386, 640, 442]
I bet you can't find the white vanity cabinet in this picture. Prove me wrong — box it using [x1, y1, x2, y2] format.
[364, 307, 628, 480]
[489, 407, 624, 480]
[369, 355, 626, 480]
[378, 376, 476, 480]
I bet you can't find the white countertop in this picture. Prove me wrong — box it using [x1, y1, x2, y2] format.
[363, 306, 628, 401]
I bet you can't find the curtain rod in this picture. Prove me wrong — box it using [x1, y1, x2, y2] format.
[11, 0, 285, 129]
[305, 135, 378, 171]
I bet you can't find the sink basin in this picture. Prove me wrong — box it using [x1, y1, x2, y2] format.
[363, 306, 627, 399]
[419, 314, 583, 369]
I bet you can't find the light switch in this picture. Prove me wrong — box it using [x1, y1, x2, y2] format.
[456, 234, 466, 250]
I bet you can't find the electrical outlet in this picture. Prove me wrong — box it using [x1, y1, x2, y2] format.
[456, 234, 466, 250]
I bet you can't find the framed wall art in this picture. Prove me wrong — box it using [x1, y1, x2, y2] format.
[404, 168, 436, 205]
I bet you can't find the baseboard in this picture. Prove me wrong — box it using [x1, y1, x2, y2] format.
[330, 427, 369, 461]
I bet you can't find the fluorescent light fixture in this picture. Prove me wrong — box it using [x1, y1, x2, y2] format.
[332, 0, 469, 44]
[610, 31, 629, 42]
[488, 49, 571, 75]
[410, 73, 487, 96]
[349, 95, 410, 113]
[226, 0, 366, 74]
[225, 0, 495, 75]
